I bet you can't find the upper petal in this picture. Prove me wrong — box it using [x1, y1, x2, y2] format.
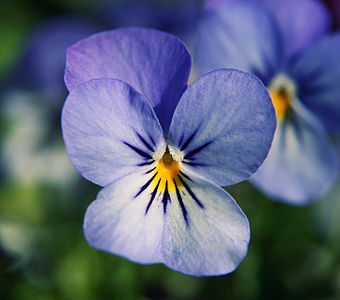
[84, 165, 250, 276]
[64, 27, 192, 132]
[168, 69, 276, 187]
[61, 78, 164, 187]
[288, 32, 340, 132]
[195, 1, 283, 84]
[254, 0, 331, 58]
[251, 100, 339, 205]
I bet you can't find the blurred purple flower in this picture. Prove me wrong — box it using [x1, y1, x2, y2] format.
[11, 17, 97, 103]
[61, 27, 276, 275]
[196, 0, 340, 205]
[97, 0, 200, 38]
[0, 17, 96, 186]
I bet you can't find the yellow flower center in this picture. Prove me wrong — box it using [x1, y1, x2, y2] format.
[268, 74, 296, 120]
[270, 89, 291, 119]
[153, 152, 181, 192]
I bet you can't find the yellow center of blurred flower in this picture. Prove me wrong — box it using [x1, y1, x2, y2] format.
[153, 152, 181, 192]
[270, 89, 291, 119]
[269, 74, 296, 120]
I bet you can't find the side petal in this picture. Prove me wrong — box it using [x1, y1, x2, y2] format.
[288, 33, 340, 132]
[254, 0, 331, 58]
[168, 69, 276, 187]
[61, 78, 164, 187]
[195, 1, 283, 84]
[65, 27, 192, 132]
[251, 100, 339, 205]
[84, 166, 250, 276]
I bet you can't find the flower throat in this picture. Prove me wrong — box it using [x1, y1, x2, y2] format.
[153, 147, 181, 192]
[269, 73, 296, 120]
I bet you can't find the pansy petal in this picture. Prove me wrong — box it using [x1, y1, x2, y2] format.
[83, 166, 163, 264]
[251, 100, 339, 205]
[254, 0, 331, 58]
[61, 78, 164, 187]
[84, 165, 250, 276]
[162, 168, 250, 276]
[195, 1, 283, 84]
[288, 33, 340, 132]
[65, 27, 191, 132]
[168, 69, 276, 187]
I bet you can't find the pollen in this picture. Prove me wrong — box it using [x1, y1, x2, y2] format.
[268, 73, 296, 120]
[153, 152, 181, 192]
[270, 89, 291, 119]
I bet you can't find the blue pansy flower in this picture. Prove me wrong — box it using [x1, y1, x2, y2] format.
[61, 27, 276, 276]
[196, 0, 340, 205]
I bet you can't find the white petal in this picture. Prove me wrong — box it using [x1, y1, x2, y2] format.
[84, 164, 250, 276]
[162, 167, 250, 276]
[84, 164, 164, 264]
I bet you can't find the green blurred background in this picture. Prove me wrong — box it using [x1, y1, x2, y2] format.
[1, 0, 340, 299]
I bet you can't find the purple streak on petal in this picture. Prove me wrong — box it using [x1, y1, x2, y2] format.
[168, 69, 276, 186]
[61, 78, 164, 187]
[65, 27, 191, 132]
[251, 100, 339, 205]
[195, 1, 283, 85]
[288, 32, 340, 132]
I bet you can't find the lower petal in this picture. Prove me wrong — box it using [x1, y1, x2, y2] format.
[83, 165, 163, 264]
[84, 165, 250, 276]
[162, 168, 250, 276]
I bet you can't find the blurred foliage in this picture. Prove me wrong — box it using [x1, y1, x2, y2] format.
[1, 0, 340, 299]
[0, 2, 38, 82]
[2, 178, 340, 300]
